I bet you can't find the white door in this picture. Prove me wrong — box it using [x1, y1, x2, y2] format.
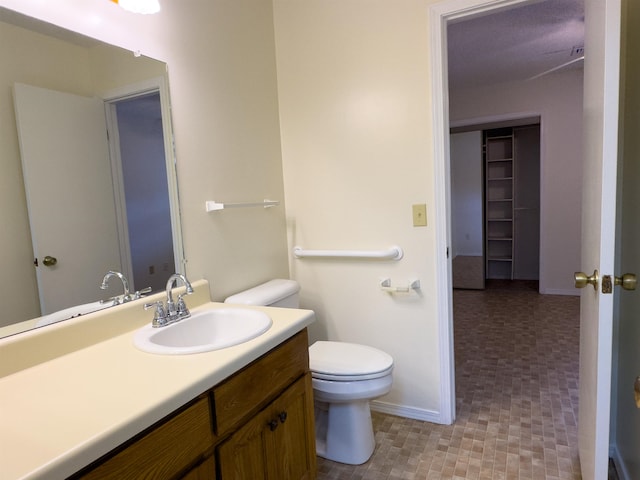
[13, 83, 122, 314]
[576, 0, 622, 479]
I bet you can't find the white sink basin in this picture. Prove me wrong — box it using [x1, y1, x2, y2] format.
[133, 308, 273, 355]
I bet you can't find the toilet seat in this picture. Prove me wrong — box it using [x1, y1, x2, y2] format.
[309, 341, 394, 381]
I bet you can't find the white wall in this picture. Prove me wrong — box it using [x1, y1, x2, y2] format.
[450, 131, 483, 257]
[3, 0, 448, 422]
[274, 0, 444, 420]
[449, 70, 584, 295]
[0, 0, 290, 308]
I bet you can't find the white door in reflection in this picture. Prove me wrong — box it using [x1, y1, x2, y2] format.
[14, 84, 176, 315]
[14, 83, 121, 314]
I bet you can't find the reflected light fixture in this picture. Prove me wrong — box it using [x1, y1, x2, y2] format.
[111, 0, 160, 14]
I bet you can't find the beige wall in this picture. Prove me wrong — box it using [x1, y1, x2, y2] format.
[0, 0, 585, 422]
[274, 0, 443, 418]
[450, 70, 584, 295]
[4, 0, 445, 421]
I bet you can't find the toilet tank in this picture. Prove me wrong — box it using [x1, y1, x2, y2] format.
[224, 279, 300, 308]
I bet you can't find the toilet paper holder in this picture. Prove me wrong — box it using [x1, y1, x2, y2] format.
[380, 278, 420, 293]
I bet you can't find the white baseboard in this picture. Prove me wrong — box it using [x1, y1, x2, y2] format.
[539, 288, 579, 296]
[370, 400, 443, 424]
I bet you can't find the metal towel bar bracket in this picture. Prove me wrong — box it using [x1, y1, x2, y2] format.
[292, 245, 403, 260]
[380, 278, 421, 293]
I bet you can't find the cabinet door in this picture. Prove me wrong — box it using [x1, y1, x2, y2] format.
[265, 375, 315, 480]
[217, 406, 269, 480]
[218, 374, 316, 480]
[181, 455, 216, 480]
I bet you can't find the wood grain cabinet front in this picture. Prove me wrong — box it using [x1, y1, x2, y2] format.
[72, 395, 216, 480]
[217, 374, 316, 480]
[71, 329, 316, 480]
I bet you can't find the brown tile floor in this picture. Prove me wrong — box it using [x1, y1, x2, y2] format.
[316, 281, 581, 479]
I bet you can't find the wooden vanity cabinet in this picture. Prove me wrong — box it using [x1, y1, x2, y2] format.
[217, 374, 315, 480]
[72, 329, 316, 480]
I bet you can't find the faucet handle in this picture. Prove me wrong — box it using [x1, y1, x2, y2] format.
[144, 301, 167, 327]
[133, 287, 153, 300]
[176, 293, 191, 319]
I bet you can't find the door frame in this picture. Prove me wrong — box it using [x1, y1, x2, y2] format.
[429, 0, 533, 426]
[102, 75, 186, 288]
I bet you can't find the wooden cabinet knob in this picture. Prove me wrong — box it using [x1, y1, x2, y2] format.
[268, 419, 279, 431]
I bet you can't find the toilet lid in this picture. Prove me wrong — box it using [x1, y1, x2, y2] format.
[309, 341, 394, 381]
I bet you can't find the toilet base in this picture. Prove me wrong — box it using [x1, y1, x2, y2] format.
[314, 399, 375, 465]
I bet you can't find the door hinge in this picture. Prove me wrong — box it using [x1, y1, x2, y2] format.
[446, 247, 450, 259]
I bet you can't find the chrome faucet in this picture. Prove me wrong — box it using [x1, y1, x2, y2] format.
[100, 271, 152, 305]
[145, 273, 194, 327]
[100, 271, 131, 304]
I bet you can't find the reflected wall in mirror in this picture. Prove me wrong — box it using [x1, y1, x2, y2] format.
[0, 7, 184, 338]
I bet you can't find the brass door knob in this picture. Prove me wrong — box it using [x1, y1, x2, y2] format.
[42, 255, 57, 267]
[635, 376, 640, 409]
[574, 270, 599, 290]
[615, 273, 637, 291]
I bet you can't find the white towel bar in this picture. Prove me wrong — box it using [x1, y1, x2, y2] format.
[205, 199, 279, 212]
[293, 245, 403, 260]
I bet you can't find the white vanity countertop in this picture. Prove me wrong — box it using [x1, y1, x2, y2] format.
[0, 280, 315, 480]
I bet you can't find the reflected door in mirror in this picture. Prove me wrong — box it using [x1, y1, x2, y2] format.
[14, 83, 122, 315]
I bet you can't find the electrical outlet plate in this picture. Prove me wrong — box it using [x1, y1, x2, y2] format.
[412, 204, 427, 226]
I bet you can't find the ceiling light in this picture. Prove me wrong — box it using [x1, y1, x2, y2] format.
[111, 0, 161, 14]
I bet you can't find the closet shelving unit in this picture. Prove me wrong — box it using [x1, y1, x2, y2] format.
[485, 130, 514, 280]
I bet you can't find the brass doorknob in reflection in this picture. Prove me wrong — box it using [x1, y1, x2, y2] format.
[615, 273, 637, 291]
[574, 270, 599, 290]
[635, 376, 640, 409]
[42, 256, 57, 267]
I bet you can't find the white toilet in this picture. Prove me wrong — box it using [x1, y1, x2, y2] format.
[225, 279, 394, 465]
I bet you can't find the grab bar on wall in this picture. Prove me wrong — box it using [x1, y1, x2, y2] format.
[292, 245, 403, 260]
[205, 199, 280, 212]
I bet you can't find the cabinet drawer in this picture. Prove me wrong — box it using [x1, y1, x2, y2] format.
[76, 396, 215, 480]
[213, 329, 309, 435]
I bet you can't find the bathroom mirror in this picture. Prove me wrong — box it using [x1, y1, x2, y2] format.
[0, 7, 185, 338]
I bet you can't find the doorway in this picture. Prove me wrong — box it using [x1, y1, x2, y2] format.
[450, 122, 541, 289]
[106, 92, 175, 293]
[103, 77, 184, 294]
[430, 0, 586, 425]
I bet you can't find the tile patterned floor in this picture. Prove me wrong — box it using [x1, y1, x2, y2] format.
[316, 282, 581, 479]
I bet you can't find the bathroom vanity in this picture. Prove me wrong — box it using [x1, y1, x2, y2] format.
[0, 280, 316, 480]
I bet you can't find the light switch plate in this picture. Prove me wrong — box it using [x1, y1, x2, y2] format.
[412, 204, 427, 227]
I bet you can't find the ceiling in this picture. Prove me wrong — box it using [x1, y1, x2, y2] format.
[447, 0, 585, 90]
[1, 2, 583, 93]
